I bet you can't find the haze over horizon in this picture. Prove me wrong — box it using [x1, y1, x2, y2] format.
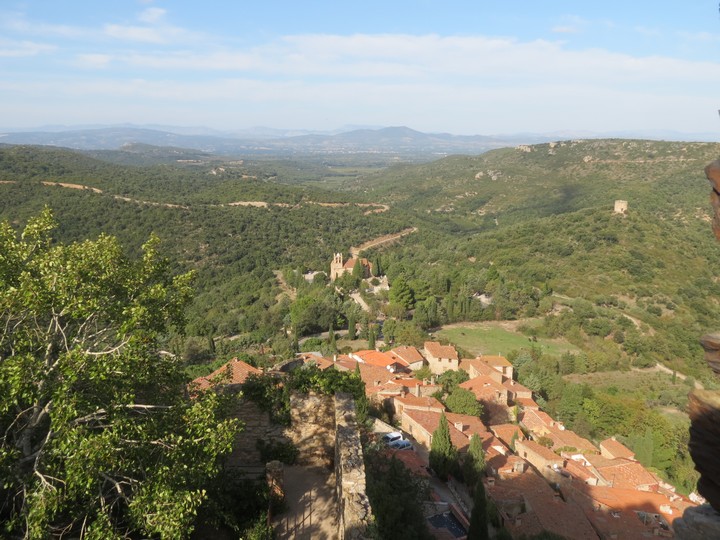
[2, 1, 720, 137]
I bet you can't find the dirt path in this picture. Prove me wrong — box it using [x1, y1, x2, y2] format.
[273, 466, 338, 540]
[631, 363, 704, 389]
[350, 227, 417, 257]
[274, 270, 297, 301]
[350, 292, 371, 313]
[26, 180, 391, 214]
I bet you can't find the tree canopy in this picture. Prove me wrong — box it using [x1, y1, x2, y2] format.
[0, 209, 238, 538]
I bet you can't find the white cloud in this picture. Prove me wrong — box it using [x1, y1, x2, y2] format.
[138, 8, 166, 24]
[0, 38, 54, 57]
[75, 53, 112, 68]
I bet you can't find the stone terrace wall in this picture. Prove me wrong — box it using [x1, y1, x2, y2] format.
[226, 399, 286, 470]
[286, 392, 336, 467]
[335, 392, 374, 539]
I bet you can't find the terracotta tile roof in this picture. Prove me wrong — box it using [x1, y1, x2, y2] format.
[487, 470, 598, 540]
[571, 483, 695, 527]
[459, 375, 506, 401]
[297, 352, 334, 370]
[191, 358, 262, 391]
[402, 409, 488, 452]
[568, 489, 662, 540]
[600, 437, 636, 460]
[478, 354, 512, 367]
[515, 397, 540, 409]
[520, 409, 555, 431]
[590, 457, 659, 490]
[563, 458, 601, 484]
[459, 358, 498, 378]
[394, 394, 446, 412]
[423, 341, 458, 360]
[390, 345, 424, 365]
[501, 378, 532, 394]
[490, 424, 525, 447]
[545, 425, 598, 454]
[516, 439, 563, 464]
[331, 357, 397, 397]
[352, 349, 401, 369]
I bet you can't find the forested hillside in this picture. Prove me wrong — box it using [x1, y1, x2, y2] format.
[2, 140, 720, 382]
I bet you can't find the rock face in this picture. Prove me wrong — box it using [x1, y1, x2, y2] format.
[688, 390, 720, 512]
[705, 160, 720, 241]
[677, 161, 720, 539]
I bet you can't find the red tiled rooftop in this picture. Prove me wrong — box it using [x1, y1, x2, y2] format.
[545, 425, 598, 454]
[520, 409, 555, 431]
[352, 349, 400, 369]
[478, 354, 512, 367]
[517, 439, 563, 463]
[390, 345, 424, 365]
[459, 375, 506, 400]
[600, 437, 636, 460]
[590, 457, 659, 490]
[490, 424, 525, 447]
[459, 358, 498, 377]
[191, 358, 262, 391]
[423, 341, 459, 360]
[487, 470, 598, 540]
[394, 394, 445, 411]
[515, 397, 540, 409]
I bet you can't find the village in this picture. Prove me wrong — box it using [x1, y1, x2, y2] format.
[193, 333, 697, 539]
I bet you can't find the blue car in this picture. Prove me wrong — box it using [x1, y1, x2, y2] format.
[388, 439, 413, 451]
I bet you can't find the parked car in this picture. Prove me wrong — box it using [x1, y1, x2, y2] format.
[381, 431, 404, 444]
[388, 439, 413, 451]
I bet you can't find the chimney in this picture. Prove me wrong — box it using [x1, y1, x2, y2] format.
[333, 354, 337, 362]
[454, 422, 465, 432]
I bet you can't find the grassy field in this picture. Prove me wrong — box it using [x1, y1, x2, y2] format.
[564, 369, 692, 418]
[435, 321, 580, 357]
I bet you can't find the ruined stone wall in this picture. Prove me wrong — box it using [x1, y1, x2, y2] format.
[226, 399, 286, 470]
[335, 392, 374, 540]
[286, 392, 336, 467]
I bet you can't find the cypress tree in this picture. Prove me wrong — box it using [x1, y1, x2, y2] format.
[348, 312, 357, 340]
[429, 413, 457, 481]
[467, 479, 489, 540]
[368, 325, 376, 350]
[328, 322, 336, 351]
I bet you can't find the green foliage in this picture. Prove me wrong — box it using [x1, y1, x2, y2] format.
[446, 387, 483, 417]
[0, 210, 239, 538]
[438, 369, 470, 394]
[462, 434, 486, 487]
[365, 451, 433, 540]
[256, 439, 299, 465]
[467, 479, 489, 540]
[429, 413, 459, 481]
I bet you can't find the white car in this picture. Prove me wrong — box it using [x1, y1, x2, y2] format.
[381, 431, 404, 444]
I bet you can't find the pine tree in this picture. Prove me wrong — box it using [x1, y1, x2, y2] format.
[467, 479, 489, 540]
[430, 413, 458, 481]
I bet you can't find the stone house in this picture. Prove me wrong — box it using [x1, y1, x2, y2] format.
[389, 345, 426, 371]
[423, 341, 459, 374]
[514, 439, 564, 478]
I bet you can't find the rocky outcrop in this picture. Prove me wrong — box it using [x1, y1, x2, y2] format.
[705, 160, 720, 241]
[677, 162, 720, 539]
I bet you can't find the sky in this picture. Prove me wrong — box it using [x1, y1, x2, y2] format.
[1, 1, 720, 136]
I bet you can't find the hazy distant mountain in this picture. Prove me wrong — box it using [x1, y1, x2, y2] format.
[0, 125, 552, 157]
[1, 124, 716, 159]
